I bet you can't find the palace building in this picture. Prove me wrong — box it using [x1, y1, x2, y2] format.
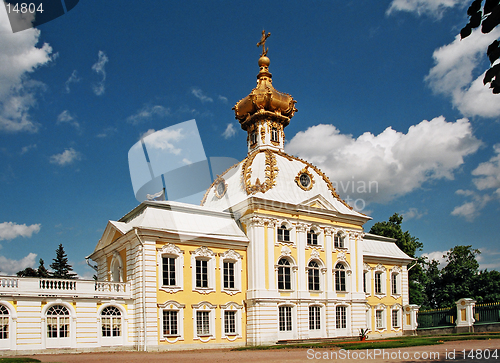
[0, 37, 416, 353]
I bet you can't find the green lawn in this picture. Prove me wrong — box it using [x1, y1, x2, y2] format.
[0, 359, 41, 363]
[234, 332, 500, 351]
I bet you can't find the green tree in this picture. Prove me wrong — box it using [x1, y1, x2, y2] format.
[369, 213, 426, 306]
[50, 244, 77, 279]
[16, 267, 39, 277]
[461, 0, 500, 93]
[474, 269, 500, 303]
[37, 258, 50, 278]
[422, 259, 441, 310]
[436, 245, 481, 307]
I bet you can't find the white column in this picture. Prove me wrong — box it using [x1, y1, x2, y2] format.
[267, 219, 277, 290]
[456, 298, 476, 328]
[324, 228, 333, 298]
[296, 223, 307, 293]
[246, 216, 266, 292]
[403, 304, 420, 333]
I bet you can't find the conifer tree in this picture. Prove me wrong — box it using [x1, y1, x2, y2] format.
[50, 244, 77, 279]
[37, 258, 50, 278]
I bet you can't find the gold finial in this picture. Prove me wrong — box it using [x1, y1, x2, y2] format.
[257, 30, 271, 57]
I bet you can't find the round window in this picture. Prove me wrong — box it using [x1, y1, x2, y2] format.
[299, 173, 311, 188]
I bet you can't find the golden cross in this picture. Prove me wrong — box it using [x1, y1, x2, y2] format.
[257, 30, 271, 57]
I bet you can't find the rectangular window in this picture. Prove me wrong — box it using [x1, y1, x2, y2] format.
[0, 317, 7, 339]
[223, 261, 235, 289]
[309, 306, 321, 330]
[279, 306, 292, 331]
[224, 311, 236, 335]
[376, 310, 384, 329]
[391, 274, 398, 295]
[162, 257, 176, 286]
[375, 272, 383, 294]
[392, 310, 400, 328]
[363, 271, 368, 293]
[196, 311, 210, 336]
[163, 310, 178, 336]
[336, 306, 346, 329]
[307, 231, 318, 245]
[196, 259, 208, 288]
[334, 234, 344, 248]
[278, 226, 290, 242]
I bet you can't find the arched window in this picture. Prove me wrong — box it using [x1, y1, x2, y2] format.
[307, 230, 318, 245]
[101, 306, 122, 337]
[308, 261, 320, 291]
[334, 263, 347, 292]
[250, 131, 257, 145]
[277, 258, 291, 290]
[271, 127, 278, 142]
[278, 225, 290, 242]
[0, 305, 8, 340]
[46, 305, 70, 338]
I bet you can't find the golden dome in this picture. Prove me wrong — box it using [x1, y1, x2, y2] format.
[233, 54, 297, 131]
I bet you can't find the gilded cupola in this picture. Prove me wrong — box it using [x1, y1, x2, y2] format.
[233, 31, 297, 153]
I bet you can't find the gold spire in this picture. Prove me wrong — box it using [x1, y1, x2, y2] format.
[257, 30, 271, 57]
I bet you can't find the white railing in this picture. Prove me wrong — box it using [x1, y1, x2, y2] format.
[0, 276, 130, 298]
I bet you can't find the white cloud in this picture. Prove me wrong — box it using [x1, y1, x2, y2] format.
[477, 248, 500, 269]
[218, 95, 228, 103]
[386, 0, 468, 17]
[191, 88, 213, 103]
[57, 110, 80, 130]
[286, 117, 481, 204]
[0, 222, 41, 241]
[142, 128, 184, 155]
[222, 123, 236, 139]
[126, 105, 170, 125]
[91, 51, 108, 96]
[20, 143, 37, 155]
[50, 148, 82, 166]
[426, 28, 500, 118]
[0, 7, 53, 133]
[452, 144, 500, 220]
[65, 70, 80, 93]
[0, 253, 37, 275]
[421, 250, 448, 268]
[402, 207, 427, 220]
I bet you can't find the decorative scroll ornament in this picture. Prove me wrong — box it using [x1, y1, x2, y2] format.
[220, 249, 242, 261]
[337, 251, 347, 262]
[281, 245, 292, 257]
[159, 243, 183, 256]
[213, 175, 228, 199]
[243, 149, 279, 195]
[392, 265, 402, 273]
[363, 263, 371, 271]
[192, 246, 215, 258]
[310, 249, 320, 260]
[260, 122, 266, 144]
[375, 263, 387, 272]
[295, 166, 315, 191]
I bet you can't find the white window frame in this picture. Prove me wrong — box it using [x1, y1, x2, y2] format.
[0, 301, 16, 350]
[219, 250, 242, 295]
[391, 304, 402, 331]
[109, 250, 124, 282]
[333, 231, 346, 249]
[157, 243, 184, 294]
[278, 305, 293, 332]
[363, 264, 372, 295]
[159, 300, 185, 343]
[390, 266, 402, 297]
[42, 301, 76, 349]
[220, 302, 243, 340]
[335, 305, 348, 330]
[334, 261, 350, 293]
[375, 304, 387, 331]
[191, 247, 216, 294]
[276, 254, 297, 292]
[97, 304, 128, 347]
[307, 257, 326, 292]
[277, 222, 293, 243]
[192, 301, 216, 342]
[374, 264, 387, 297]
[365, 305, 372, 332]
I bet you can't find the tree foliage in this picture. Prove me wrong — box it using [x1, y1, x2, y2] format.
[461, 0, 500, 93]
[16, 258, 52, 278]
[50, 244, 77, 279]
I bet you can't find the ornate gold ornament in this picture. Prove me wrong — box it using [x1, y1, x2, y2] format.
[200, 161, 240, 205]
[242, 149, 279, 195]
[214, 175, 228, 199]
[260, 122, 266, 144]
[295, 166, 315, 191]
[257, 30, 271, 57]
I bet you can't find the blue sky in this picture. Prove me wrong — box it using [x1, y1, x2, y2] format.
[1, 0, 499, 278]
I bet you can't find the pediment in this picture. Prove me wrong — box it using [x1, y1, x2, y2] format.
[300, 194, 338, 212]
[93, 220, 129, 253]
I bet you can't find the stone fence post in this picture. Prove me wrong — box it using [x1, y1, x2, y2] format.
[403, 304, 420, 335]
[456, 298, 476, 332]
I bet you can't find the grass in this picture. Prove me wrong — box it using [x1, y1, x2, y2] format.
[0, 359, 41, 363]
[233, 332, 500, 351]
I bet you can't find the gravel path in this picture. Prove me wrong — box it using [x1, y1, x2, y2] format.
[9, 339, 500, 363]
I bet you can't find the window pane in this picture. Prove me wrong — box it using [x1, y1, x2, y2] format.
[376, 310, 383, 329]
[336, 306, 346, 329]
[309, 306, 321, 330]
[392, 310, 399, 328]
[224, 311, 236, 334]
[196, 259, 208, 288]
[196, 311, 210, 335]
[279, 306, 292, 331]
[163, 310, 178, 336]
[0, 306, 8, 340]
[224, 261, 235, 289]
[162, 257, 176, 286]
